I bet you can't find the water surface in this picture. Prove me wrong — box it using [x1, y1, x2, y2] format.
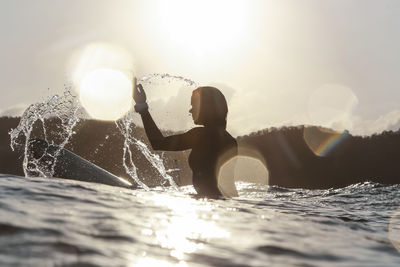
[1, 174, 399, 266]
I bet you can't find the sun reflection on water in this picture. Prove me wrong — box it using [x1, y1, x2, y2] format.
[138, 192, 230, 263]
[388, 208, 400, 253]
[131, 257, 188, 267]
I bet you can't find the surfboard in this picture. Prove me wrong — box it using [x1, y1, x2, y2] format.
[28, 139, 135, 189]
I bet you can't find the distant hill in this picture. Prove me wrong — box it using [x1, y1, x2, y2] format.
[238, 125, 400, 189]
[1, 116, 400, 189]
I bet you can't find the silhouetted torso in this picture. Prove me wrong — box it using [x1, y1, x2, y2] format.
[140, 110, 237, 197]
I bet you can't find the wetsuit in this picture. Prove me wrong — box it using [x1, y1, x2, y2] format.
[140, 110, 238, 197]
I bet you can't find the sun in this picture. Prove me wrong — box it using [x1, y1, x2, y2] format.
[79, 68, 132, 121]
[155, 0, 249, 60]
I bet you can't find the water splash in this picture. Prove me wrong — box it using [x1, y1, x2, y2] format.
[138, 73, 198, 87]
[115, 73, 198, 189]
[9, 90, 80, 178]
[116, 113, 178, 190]
[9, 73, 197, 190]
[116, 112, 149, 190]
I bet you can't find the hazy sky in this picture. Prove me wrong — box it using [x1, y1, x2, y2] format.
[1, 0, 400, 136]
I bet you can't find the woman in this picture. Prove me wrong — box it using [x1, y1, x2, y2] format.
[133, 82, 238, 198]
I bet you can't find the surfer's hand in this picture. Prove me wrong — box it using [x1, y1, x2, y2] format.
[133, 82, 148, 113]
[134, 83, 147, 104]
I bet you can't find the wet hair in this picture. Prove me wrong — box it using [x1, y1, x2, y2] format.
[192, 86, 228, 128]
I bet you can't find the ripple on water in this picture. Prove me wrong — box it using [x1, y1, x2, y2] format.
[1, 177, 400, 266]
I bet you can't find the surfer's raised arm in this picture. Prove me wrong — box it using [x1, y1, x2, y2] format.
[133, 82, 196, 151]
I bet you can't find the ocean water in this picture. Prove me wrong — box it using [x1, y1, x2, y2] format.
[1, 174, 400, 267]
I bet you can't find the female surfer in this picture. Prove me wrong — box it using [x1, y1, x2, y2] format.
[133, 82, 238, 198]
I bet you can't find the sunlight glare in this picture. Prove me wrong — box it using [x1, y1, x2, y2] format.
[70, 43, 134, 120]
[156, 0, 249, 59]
[142, 193, 230, 261]
[389, 209, 400, 253]
[79, 68, 132, 120]
[131, 257, 187, 267]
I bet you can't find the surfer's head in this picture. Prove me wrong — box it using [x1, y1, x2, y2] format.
[190, 86, 228, 128]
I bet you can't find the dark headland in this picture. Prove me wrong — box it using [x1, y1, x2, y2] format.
[1, 116, 399, 189]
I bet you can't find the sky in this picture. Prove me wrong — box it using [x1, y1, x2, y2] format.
[1, 0, 400, 136]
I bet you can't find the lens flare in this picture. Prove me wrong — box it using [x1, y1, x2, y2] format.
[308, 84, 358, 130]
[233, 156, 269, 184]
[79, 68, 132, 120]
[217, 145, 269, 194]
[303, 127, 350, 157]
[70, 42, 134, 120]
[218, 154, 269, 197]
